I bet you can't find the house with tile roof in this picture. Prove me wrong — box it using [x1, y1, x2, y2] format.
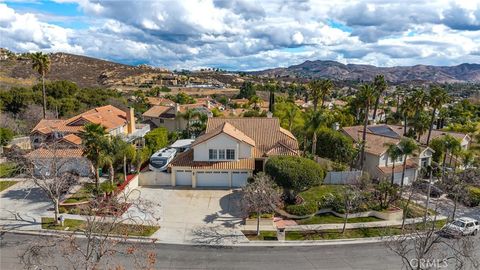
[28, 105, 150, 176]
[341, 124, 470, 185]
[168, 117, 299, 188]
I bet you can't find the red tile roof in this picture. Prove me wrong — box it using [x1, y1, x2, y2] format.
[26, 148, 84, 159]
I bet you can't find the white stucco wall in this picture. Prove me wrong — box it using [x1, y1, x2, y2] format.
[193, 133, 252, 161]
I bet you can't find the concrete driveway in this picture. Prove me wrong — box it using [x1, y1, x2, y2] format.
[133, 187, 247, 244]
[0, 179, 51, 231]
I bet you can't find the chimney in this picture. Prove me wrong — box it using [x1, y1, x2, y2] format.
[266, 111, 273, 118]
[207, 111, 213, 118]
[127, 107, 136, 134]
[174, 103, 180, 114]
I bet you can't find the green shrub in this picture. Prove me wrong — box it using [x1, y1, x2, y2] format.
[58, 207, 67, 214]
[315, 127, 356, 164]
[144, 127, 169, 152]
[285, 201, 318, 216]
[467, 186, 480, 207]
[68, 208, 80, 215]
[0, 162, 20, 178]
[265, 156, 325, 193]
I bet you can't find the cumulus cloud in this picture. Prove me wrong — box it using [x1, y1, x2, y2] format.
[1, 0, 480, 70]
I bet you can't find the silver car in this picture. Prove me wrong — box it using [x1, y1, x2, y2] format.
[441, 217, 479, 237]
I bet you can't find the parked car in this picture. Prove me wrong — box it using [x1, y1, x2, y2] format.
[441, 217, 479, 237]
[414, 180, 444, 198]
[149, 148, 177, 171]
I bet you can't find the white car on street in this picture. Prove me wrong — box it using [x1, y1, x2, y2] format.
[441, 217, 479, 237]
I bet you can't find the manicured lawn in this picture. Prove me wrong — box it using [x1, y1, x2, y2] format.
[0, 180, 17, 191]
[286, 220, 447, 241]
[299, 185, 344, 204]
[63, 183, 96, 203]
[41, 217, 159, 237]
[396, 200, 435, 218]
[242, 230, 277, 241]
[0, 162, 20, 178]
[297, 213, 382, 225]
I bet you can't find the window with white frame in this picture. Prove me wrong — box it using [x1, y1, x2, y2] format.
[218, 149, 226, 159]
[209, 149, 217, 160]
[226, 149, 235, 160]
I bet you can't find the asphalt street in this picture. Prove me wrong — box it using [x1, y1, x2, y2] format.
[1, 232, 479, 270]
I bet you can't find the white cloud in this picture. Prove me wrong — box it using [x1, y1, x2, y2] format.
[1, 0, 480, 70]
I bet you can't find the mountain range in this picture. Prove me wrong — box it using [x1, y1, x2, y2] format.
[252, 60, 480, 83]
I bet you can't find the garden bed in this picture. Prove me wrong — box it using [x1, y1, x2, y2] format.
[242, 230, 278, 241]
[41, 217, 159, 237]
[297, 213, 382, 225]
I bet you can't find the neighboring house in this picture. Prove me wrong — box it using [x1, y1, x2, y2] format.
[142, 98, 221, 132]
[28, 105, 150, 176]
[169, 117, 299, 188]
[25, 147, 91, 177]
[31, 105, 150, 148]
[342, 125, 436, 185]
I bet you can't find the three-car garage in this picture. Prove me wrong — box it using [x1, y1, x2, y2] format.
[172, 169, 250, 188]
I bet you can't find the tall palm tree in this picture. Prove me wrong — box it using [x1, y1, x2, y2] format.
[372, 74, 387, 121]
[319, 79, 334, 108]
[80, 123, 107, 190]
[30, 52, 51, 119]
[385, 143, 402, 185]
[182, 109, 197, 138]
[426, 86, 449, 146]
[358, 83, 376, 169]
[398, 138, 419, 187]
[400, 95, 416, 135]
[306, 110, 327, 156]
[307, 80, 322, 112]
[440, 135, 461, 180]
[412, 112, 431, 141]
[281, 104, 301, 131]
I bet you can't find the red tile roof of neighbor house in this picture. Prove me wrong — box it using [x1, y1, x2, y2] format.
[142, 105, 172, 118]
[146, 97, 175, 106]
[26, 147, 84, 159]
[31, 105, 130, 134]
[59, 134, 82, 145]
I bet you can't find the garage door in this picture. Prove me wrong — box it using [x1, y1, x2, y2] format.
[197, 171, 229, 187]
[175, 170, 192, 186]
[232, 172, 249, 187]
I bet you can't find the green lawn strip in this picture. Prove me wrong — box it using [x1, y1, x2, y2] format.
[242, 230, 277, 241]
[286, 220, 447, 241]
[41, 217, 159, 237]
[0, 162, 20, 178]
[297, 213, 382, 225]
[0, 180, 17, 191]
[396, 199, 436, 218]
[63, 183, 96, 203]
[298, 185, 344, 205]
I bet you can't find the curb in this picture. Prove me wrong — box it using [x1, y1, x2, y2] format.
[1, 228, 404, 248]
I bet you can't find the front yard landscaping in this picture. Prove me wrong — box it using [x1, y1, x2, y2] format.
[41, 217, 159, 237]
[63, 183, 96, 204]
[0, 180, 18, 191]
[286, 219, 447, 241]
[242, 230, 277, 241]
[297, 213, 382, 225]
[0, 162, 20, 178]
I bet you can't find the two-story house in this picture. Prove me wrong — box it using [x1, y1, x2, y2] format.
[169, 117, 299, 188]
[342, 125, 436, 185]
[27, 105, 150, 176]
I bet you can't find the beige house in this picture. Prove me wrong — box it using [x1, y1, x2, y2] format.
[168, 117, 299, 188]
[342, 125, 436, 185]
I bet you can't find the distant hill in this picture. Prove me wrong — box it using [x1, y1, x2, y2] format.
[252, 60, 480, 83]
[0, 48, 171, 89]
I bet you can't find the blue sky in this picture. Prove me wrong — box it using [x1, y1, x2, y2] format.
[1, 0, 480, 70]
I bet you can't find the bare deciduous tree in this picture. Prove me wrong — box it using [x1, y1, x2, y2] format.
[27, 143, 79, 224]
[242, 172, 281, 236]
[340, 184, 363, 234]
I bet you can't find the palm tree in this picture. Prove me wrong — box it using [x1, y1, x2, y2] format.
[358, 83, 376, 169]
[30, 52, 51, 119]
[412, 112, 431, 141]
[319, 79, 334, 108]
[248, 95, 262, 110]
[398, 138, 419, 187]
[307, 80, 322, 111]
[372, 74, 387, 121]
[400, 95, 416, 135]
[80, 123, 107, 190]
[385, 143, 402, 185]
[306, 110, 328, 156]
[181, 109, 197, 138]
[440, 135, 461, 180]
[426, 86, 449, 145]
